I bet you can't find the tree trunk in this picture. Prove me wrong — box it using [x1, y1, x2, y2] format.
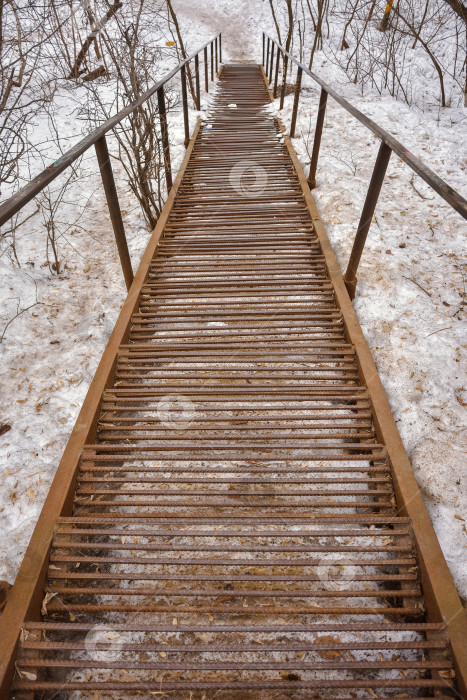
[166, 0, 197, 107]
[412, 0, 429, 47]
[68, 1, 122, 79]
[379, 0, 393, 31]
[309, 0, 325, 68]
[268, 0, 283, 44]
[442, 0, 467, 22]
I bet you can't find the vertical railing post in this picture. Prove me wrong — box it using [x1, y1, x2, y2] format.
[181, 64, 190, 148]
[219, 34, 222, 63]
[194, 54, 201, 110]
[94, 135, 133, 291]
[262, 33, 265, 67]
[157, 85, 173, 191]
[204, 46, 208, 94]
[215, 36, 218, 74]
[279, 54, 288, 110]
[266, 37, 270, 76]
[344, 141, 392, 299]
[269, 43, 275, 84]
[289, 65, 302, 138]
[307, 87, 328, 190]
[273, 48, 281, 98]
[211, 41, 214, 81]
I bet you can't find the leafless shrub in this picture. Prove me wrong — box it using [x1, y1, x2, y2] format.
[331, 0, 465, 106]
[79, 0, 178, 229]
[36, 165, 83, 275]
[0, 207, 38, 268]
[0, 1, 56, 199]
[268, 0, 466, 107]
[0, 274, 40, 343]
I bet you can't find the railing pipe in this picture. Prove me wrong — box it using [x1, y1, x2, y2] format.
[279, 54, 288, 110]
[181, 64, 190, 148]
[194, 54, 201, 110]
[204, 46, 208, 93]
[344, 141, 392, 299]
[307, 87, 328, 190]
[273, 48, 281, 98]
[266, 37, 270, 76]
[289, 65, 302, 138]
[211, 41, 214, 81]
[262, 33, 265, 66]
[157, 86, 173, 191]
[215, 36, 218, 73]
[269, 43, 275, 84]
[219, 33, 222, 63]
[94, 135, 133, 290]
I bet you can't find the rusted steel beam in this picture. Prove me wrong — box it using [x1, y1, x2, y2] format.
[273, 48, 281, 98]
[18, 621, 445, 633]
[194, 54, 201, 110]
[94, 135, 134, 290]
[268, 43, 275, 83]
[12, 680, 456, 693]
[157, 85, 173, 191]
[181, 64, 190, 148]
[279, 53, 289, 110]
[344, 141, 392, 298]
[204, 46, 208, 93]
[266, 36, 270, 77]
[307, 86, 328, 190]
[290, 65, 302, 138]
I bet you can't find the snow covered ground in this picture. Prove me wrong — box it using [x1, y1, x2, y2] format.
[0, 0, 466, 602]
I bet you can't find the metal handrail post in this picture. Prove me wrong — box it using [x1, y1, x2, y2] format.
[344, 141, 392, 299]
[289, 65, 302, 138]
[307, 87, 328, 190]
[157, 86, 173, 191]
[94, 135, 133, 290]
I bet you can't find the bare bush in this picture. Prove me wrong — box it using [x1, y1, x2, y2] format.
[80, 0, 179, 229]
[0, 1, 56, 198]
[1, 0, 192, 272]
[268, 0, 466, 107]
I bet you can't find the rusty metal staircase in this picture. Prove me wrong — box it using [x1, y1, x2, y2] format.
[2, 63, 466, 698]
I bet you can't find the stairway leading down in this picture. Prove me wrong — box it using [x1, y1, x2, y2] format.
[12, 64, 456, 698]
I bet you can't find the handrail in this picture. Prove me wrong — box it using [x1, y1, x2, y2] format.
[0, 33, 222, 288]
[262, 32, 467, 298]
